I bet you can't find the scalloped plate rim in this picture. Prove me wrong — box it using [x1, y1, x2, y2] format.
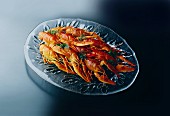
[24, 18, 139, 95]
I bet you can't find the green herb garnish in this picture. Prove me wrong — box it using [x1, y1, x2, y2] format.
[78, 53, 86, 59]
[78, 34, 86, 41]
[107, 60, 116, 66]
[108, 50, 117, 57]
[48, 30, 57, 35]
[56, 43, 69, 49]
[107, 60, 114, 64]
[56, 43, 61, 46]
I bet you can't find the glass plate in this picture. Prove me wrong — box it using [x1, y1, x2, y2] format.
[24, 18, 139, 95]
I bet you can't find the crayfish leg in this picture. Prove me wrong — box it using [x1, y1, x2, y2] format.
[53, 61, 75, 74]
[70, 53, 91, 82]
[40, 44, 75, 74]
[60, 55, 75, 74]
[81, 61, 92, 81]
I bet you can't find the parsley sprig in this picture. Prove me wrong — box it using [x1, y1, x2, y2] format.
[108, 50, 117, 57]
[78, 34, 86, 41]
[47, 30, 57, 35]
[78, 53, 86, 59]
[56, 43, 69, 49]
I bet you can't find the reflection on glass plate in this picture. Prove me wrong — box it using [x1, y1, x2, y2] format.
[24, 18, 139, 95]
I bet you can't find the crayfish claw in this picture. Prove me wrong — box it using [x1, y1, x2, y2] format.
[116, 64, 135, 72]
[117, 55, 135, 66]
[94, 72, 116, 85]
[100, 60, 120, 78]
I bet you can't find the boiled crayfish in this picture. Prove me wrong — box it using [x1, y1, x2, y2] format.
[38, 26, 135, 85]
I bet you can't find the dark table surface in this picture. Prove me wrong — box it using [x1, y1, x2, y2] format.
[0, 0, 168, 116]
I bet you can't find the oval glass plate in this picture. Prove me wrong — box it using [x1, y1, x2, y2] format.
[24, 18, 139, 95]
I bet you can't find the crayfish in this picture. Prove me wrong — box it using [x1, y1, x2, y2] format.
[38, 26, 135, 85]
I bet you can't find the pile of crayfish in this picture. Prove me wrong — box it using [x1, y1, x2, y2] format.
[38, 26, 135, 85]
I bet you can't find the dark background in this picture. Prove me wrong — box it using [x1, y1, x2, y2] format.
[0, 0, 168, 116]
